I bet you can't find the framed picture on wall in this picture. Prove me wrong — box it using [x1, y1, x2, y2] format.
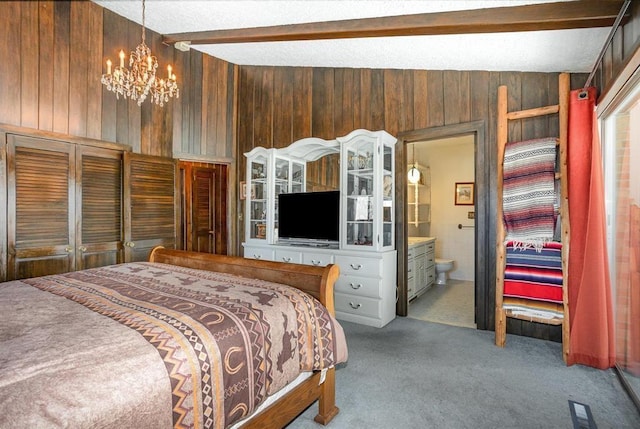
[455, 182, 475, 205]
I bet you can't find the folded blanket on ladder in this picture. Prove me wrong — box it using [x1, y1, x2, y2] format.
[502, 137, 558, 248]
[504, 241, 564, 304]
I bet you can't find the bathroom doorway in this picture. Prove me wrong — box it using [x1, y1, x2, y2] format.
[407, 135, 476, 329]
[395, 121, 492, 331]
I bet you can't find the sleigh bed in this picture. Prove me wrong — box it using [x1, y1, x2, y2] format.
[0, 247, 347, 429]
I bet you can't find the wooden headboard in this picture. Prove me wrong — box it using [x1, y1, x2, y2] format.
[149, 247, 340, 315]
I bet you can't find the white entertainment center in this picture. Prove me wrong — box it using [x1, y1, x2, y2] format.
[242, 129, 397, 328]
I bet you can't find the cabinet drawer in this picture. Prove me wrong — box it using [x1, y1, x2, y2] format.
[302, 252, 333, 267]
[335, 293, 381, 319]
[335, 255, 382, 277]
[426, 242, 435, 253]
[335, 275, 382, 299]
[244, 246, 273, 261]
[274, 249, 302, 264]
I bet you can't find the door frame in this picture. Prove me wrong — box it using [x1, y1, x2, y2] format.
[395, 120, 491, 330]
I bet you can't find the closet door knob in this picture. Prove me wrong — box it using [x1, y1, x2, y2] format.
[79, 246, 87, 252]
[64, 246, 73, 253]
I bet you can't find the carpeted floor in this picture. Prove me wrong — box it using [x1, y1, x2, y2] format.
[408, 279, 475, 329]
[287, 317, 640, 429]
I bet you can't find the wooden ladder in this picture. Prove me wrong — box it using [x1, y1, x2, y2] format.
[495, 73, 571, 363]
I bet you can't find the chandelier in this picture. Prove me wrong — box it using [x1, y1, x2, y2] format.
[101, 0, 178, 106]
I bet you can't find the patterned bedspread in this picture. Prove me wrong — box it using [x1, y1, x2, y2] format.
[0, 262, 347, 429]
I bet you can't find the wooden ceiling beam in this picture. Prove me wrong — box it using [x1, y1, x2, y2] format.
[162, 1, 626, 46]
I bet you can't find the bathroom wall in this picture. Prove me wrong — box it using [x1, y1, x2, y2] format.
[417, 135, 475, 281]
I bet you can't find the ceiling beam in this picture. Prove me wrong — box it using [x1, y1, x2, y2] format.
[162, 1, 626, 46]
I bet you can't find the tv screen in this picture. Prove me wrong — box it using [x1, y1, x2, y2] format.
[278, 191, 340, 245]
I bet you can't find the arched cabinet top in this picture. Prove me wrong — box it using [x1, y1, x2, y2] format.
[244, 136, 339, 161]
[244, 129, 396, 161]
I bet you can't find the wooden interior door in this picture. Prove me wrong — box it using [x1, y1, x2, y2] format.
[7, 135, 75, 280]
[76, 146, 123, 270]
[123, 152, 179, 262]
[192, 167, 215, 253]
[178, 161, 228, 255]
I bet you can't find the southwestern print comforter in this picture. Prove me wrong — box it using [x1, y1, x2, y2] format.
[0, 262, 348, 429]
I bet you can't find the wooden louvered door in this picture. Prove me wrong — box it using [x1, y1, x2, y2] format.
[76, 146, 123, 270]
[193, 167, 215, 253]
[123, 152, 179, 262]
[7, 135, 75, 280]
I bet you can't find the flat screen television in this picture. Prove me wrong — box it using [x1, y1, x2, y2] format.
[278, 190, 340, 247]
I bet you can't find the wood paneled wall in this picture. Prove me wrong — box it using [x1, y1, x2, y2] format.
[236, 65, 588, 335]
[0, 1, 235, 160]
[593, 0, 640, 97]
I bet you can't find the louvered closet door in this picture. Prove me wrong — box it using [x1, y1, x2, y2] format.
[124, 152, 178, 262]
[193, 168, 215, 253]
[7, 135, 75, 280]
[76, 146, 123, 270]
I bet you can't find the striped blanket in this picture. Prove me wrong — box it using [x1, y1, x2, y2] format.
[503, 241, 563, 304]
[502, 137, 558, 248]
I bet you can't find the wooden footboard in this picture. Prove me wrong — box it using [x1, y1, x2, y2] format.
[148, 247, 341, 426]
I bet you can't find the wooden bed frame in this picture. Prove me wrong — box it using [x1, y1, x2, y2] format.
[149, 247, 342, 428]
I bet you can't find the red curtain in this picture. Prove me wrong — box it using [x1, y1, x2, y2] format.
[566, 87, 615, 369]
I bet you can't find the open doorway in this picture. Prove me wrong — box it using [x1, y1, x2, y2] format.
[406, 135, 476, 329]
[395, 120, 492, 330]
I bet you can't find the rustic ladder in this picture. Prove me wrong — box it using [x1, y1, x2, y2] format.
[495, 73, 571, 363]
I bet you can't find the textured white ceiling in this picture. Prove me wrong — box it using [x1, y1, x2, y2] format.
[93, 0, 612, 73]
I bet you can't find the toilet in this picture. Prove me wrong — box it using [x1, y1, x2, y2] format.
[435, 258, 454, 285]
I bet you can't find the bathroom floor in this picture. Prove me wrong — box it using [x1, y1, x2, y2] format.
[408, 279, 476, 329]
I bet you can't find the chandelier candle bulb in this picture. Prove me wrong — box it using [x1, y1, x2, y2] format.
[106, 59, 112, 75]
[168, 65, 172, 79]
[119, 50, 125, 68]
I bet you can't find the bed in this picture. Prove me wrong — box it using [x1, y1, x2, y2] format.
[0, 247, 347, 429]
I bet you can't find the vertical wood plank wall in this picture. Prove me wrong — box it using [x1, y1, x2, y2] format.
[593, 0, 640, 98]
[236, 66, 587, 336]
[0, 1, 235, 161]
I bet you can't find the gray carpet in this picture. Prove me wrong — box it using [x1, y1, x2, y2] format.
[288, 317, 640, 429]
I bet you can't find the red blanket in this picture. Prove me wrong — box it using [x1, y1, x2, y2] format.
[503, 241, 563, 304]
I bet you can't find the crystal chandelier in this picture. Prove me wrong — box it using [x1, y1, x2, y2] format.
[101, 0, 178, 107]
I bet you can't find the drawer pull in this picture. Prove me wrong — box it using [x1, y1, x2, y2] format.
[282, 257, 291, 262]
[311, 259, 321, 266]
[253, 254, 261, 260]
[349, 302, 362, 309]
[350, 263, 363, 270]
[349, 282, 362, 290]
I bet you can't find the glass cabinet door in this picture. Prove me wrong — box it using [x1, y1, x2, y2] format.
[273, 156, 290, 236]
[248, 155, 268, 241]
[344, 139, 375, 248]
[382, 144, 394, 247]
